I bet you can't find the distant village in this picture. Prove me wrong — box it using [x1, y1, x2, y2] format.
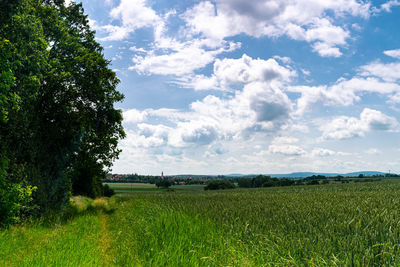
[104, 173, 220, 185]
[104, 172, 399, 186]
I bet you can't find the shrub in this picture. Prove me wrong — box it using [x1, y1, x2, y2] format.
[204, 180, 235, 190]
[0, 180, 37, 227]
[103, 184, 115, 197]
[306, 180, 320, 185]
[155, 179, 172, 188]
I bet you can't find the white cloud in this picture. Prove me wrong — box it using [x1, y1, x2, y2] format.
[64, 0, 74, 6]
[290, 54, 400, 115]
[123, 109, 147, 123]
[125, 8, 241, 76]
[131, 41, 239, 76]
[311, 148, 336, 157]
[321, 108, 398, 140]
[101, 0, 160, 41]
[312, 42, 342, 58]
[359, 61, 400, 82]
[384, 49, 400, 59]
[271, 136, 299, 145]
[373, 0, 400, 13]
[360, 108, 398, 131]
[268, 144, 306, 156]
[268, 136, 305, 156]
[365, 148, 381, 155]
[120, 55, 295, 150]
[183, 0, 370, 57]
[176, 54, 295, 91]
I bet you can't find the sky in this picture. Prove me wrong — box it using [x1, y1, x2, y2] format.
[75, 0, 400, 175]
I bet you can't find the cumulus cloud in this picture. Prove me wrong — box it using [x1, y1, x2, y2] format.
[176, 54, 295, 91]
[268, 136, 305, 156]
[123, 109, 147, 123]
[127, 8, 241, 76]
[384, 48, 400, 59]
[359, 61, 400, 82]
[120, 55, 295, 151]
[321, 108, 398, 140]
[290, 52, 400, 115]
[271, 136, 299, 144]
[131, 41, 239, 76]
[268, 144, 306, 156]
[183, 0, 370, 57]
[373, 0, 400, 13]
[101, 0, 160, 41]
[311, 148, 336, 157]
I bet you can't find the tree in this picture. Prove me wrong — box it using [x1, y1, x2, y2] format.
[204, 180, 235, 190]
[0, 0, 124, 215]
[155, 179, 172, 189]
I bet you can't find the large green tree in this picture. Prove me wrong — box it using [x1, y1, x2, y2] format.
[0, 0, 125, 215]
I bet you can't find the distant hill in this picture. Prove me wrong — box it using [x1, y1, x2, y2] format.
[342, 171, 386, 177]
[225, 171, 387, 178]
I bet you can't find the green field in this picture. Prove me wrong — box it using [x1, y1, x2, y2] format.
[2, 180, 400, 266]
[105, 182, 205, 194]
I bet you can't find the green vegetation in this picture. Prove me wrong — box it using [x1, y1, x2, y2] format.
[3, 180, 400, 265]
[155, 179, 172, 188]
[204, 179, 235, 190]
[0, 0, 124, 225]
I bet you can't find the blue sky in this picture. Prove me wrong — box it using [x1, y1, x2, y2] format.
[75, 0, 400, 175]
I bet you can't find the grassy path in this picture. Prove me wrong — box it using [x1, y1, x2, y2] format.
[0, 214, 110, 266]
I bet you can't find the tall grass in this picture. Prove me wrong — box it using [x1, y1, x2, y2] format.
[0, 196, 118, 267]
[2, 180, 400, 266]
[108, 180, 400, 266]
[0, 214, 106, 266]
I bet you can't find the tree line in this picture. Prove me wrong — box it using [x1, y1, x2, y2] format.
[0, 0, 124, 226]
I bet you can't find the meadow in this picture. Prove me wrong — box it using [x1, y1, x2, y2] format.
[2, 179, 400, 266]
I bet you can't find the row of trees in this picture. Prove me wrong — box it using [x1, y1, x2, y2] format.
[237, 175, 296, 188]
[0, 0, 124, 226]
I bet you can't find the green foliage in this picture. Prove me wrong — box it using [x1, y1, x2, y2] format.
[155, 179, 172, 188]
[71, 154, 105, 198]
[0, 0, 124, 219]
[306, 179, 320, 185]
[102, 184, 115, 197]
[0, 176, 37, 227]
[204, 180, 235, 190]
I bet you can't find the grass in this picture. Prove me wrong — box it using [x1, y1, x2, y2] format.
[106, 182, 205, 195]
[0, 214, 107, 266]
[2, 179, 400, 266]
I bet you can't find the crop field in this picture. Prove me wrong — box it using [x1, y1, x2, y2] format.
[105, 183, 205, 195]
[2, 179, 400, 266]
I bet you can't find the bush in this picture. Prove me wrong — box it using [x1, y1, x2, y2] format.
[103, 184, 115, 197]
[204, 180, 235, 190]
[0, 181, 37, 227]
[155, 179, 172, 188]
[306, 180, 320, 185]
